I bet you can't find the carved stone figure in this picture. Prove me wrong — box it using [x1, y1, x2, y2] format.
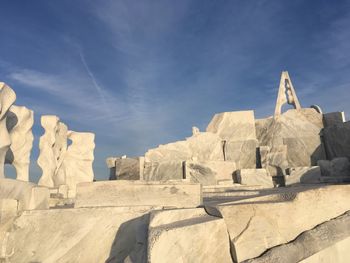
[274, 71, 301, 117]
[53, 122, 68, 186]
[0, 83, 16, 179]
[5, 105, 34, 181]
[37, 116, 59, 187]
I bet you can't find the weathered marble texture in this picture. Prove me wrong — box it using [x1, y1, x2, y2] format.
[246, 211, 350, 263]
[283, 136, 326, 167]
[145, 132, 224, 162]
[63, 131, 95, 198]
[235, 168, 273, 187]
[284, 166, 321, 185]
[185, 161, 236, 185]
[108, 157, 141, 180]
[37, 116, 59, 187]
[5, 105, 34, 182]
[148, 208, 232, 263]
[0, 83, 16, 179]
[143, 161, 183, 181]
[224, 139, 257, 168]
[75, 181, 202, 208]
[205, 185, 350, 262]
[206, 110, 256, 141]
[322, 121, 350, 160]
[0, 206, 151, 263]
[265, 145, 288, 176]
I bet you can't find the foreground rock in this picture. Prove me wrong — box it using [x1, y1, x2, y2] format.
[245, 211, 350, 263]
[75, 181, 202, 209]
[1, 206, 151, 263]
[205, 185, 350, 262]
[148, 208, 232, 263]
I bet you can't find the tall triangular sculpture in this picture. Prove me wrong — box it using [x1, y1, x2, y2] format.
[274, 71, 301, 117]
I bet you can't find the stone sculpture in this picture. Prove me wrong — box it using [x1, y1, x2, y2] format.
[0, 83, 16, 179]
[63, 131, 95, 198]
[53, 122, 68, 186]
[5, 105, 34, 181]
[37, 115, 59, 187]
[274, 71, 301, 117]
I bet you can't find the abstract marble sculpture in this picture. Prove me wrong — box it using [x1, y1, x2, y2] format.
[5, 105, 34, 181]
[0, 83, 16, 179]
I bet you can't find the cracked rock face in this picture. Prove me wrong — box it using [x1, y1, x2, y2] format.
[205, 185, 350, 262]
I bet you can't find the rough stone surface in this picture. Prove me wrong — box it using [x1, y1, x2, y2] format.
[111, 157, 141, 180]
[75, 181, 202, 209]
[0, 206, 151, 263]
[63, 131, 95, 198]
[148, 208, 232, 263]
[52, 122, 68, 186]
[318, 157, 350, 177]
[5, 105, 34, 182]
[235, 169, 273, 187]
[0, 178, 49, 210]
[143, 161, 183, 181]
[265, 145, 288, 176]
[0, 83, 16, 179]
[145, 132, 224, 162]
[284, 166, 321, 185]
[258, 146, 270, 168]
[205, 185, 350, 262]
[323, 121, 350, 160]
[323, 111, 345, 127]
[283, 137, 326, 167]
[206, 110, 256, 141]
[185, 161, 236, 185]
[224, 140, 257, 169]
[300, 236, 350, 263]
[0, 199, 18, 223]
[245, 211, 350, 263]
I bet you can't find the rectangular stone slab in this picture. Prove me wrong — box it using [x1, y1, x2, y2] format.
[205, 185, 350, 262]
[143, 161, 184, 181]
[75, 181, 202, 208]
[235, 168, 273, 187]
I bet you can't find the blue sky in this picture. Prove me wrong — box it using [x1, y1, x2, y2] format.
[1, 0, 349, 182]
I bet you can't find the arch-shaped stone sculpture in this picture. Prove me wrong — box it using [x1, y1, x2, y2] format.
[274, 71, 301, 117]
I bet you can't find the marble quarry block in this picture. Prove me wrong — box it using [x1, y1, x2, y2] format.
[265, 145, 288, 176]
[0, 83, 16, 179]
[322, 121, 350, 160]
[109, 157, 142, 180]
[246, 211, 350, 263]
[185, 161, 236, 185]
[143, 161, 183, 181]
[148, 208, 232, 263]
[255, 108, 323, 149]
[234, 168, 274, 187]
[0, 178, 49, 210]
[63, 131, 95, 198]
[5, 105, 34, 182]
[283, 137, 326, 167]
[0, 199, 18, 223]
[258, 145, 270, 168]
[284, 166, 321, 185]
[318, 157, 350, 177]
[1, 206, 151, 263]
[145, 132, 224, 162]
[75, 181, 202, 209]
[323, 111, 345, 127]
[37, 115, 60, 187]
[206, 110, 256, 141]
[224, 139, 257, 168]
[205, 185, 350, 262]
